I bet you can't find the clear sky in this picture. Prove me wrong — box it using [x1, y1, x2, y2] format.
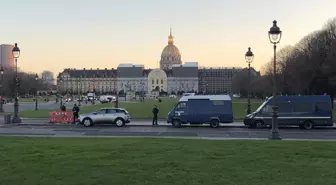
[0, 0, 335, 76]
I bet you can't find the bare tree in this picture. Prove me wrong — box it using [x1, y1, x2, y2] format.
[255, 17, 336, 103]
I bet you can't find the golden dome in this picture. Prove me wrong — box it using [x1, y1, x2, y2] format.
[160, 27, 182, 69]
[161, 44, 181, 58]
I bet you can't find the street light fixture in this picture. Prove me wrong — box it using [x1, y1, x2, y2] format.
[245, 47, 254, 114]
[0, 66, 4, 112]
[268, 20, 282, 140]
[35, 74, 39, 111]
[59, 77, 63, 108]
[12, 43, 21, 123]
[78, 80, 81, 106]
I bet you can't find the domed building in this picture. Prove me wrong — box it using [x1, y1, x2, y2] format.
[160, 28, 182, 70]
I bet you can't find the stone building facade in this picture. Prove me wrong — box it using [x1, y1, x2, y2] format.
[57, 28, 244, 95]
[57, 68, 117, 94]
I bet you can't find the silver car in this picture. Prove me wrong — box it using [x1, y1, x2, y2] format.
[79, 108, 131, 127]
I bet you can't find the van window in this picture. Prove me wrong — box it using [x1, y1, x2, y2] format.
[293, 103, 313, 113]
[315, 102, 330, 113]
[176, 102, 187, 110]
[262, 105, 273, 113]
[212, 100, 225, 105]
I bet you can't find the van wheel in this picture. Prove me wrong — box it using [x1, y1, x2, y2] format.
[83, 118, 93, 127]
[302, 121, 314, 130]
[254, 120, 264, 129]
[172, 120, 181, 128]
[210, 119, 220, 128]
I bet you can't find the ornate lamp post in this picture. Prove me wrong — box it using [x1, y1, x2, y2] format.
[12, 43, 21, 123]
[0, 66, 4, 112]
[245, 47, 254, 114]
[78, 79, 81, 106]
[59, 78, 63, 108]
[268, 20, 282, 140]
[115, 76, 119, 108]
[35, 74, 39, 110]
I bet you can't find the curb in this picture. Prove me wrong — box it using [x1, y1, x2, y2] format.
[15, 123, 247, 128]
[3, 135, 336, 141]
[19, 117, 244, 122]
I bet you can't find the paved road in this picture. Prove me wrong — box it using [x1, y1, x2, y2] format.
[1, 121, 336, 140]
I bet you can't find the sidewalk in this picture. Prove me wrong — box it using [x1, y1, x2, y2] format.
[18, 121, 245, 127]
[0, 118, 246, 128]
[20, 117, 243, 122]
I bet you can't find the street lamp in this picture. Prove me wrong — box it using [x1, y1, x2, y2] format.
[268, 20, 282, 140]
[12, 43, 21, 123]
[78, 80, 81, 106]
[245, 47, 254, 114]
[0, 66, 4, 112]
[35, 74, 39, 111]
[59, 78, 63, 108]
[115, 77, 119, 108]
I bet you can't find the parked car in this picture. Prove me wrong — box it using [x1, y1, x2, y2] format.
[79, 108, 131, 127]
[99, 95, 116, 103]
[244, 95, 333, 129]
[169, 94, 177, 98]
[167, 95, 234, 128]
[65, 97, 72, 102]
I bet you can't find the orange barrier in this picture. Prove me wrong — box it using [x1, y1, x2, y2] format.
[49, 111, 78, 123]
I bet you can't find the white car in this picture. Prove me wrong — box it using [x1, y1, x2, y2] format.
[99, 95, 116, 103]
[79, 108, 131, 127]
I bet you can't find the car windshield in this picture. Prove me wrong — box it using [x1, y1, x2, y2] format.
[256, 100, 268, 112]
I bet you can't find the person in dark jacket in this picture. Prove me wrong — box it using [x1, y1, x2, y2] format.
[152, 105, 159, 126]
[61, 104, 66, 111]
[72, 104, 80, 123]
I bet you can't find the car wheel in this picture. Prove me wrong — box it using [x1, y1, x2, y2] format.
[115, 118, 125, 127]
[83, 118, 93, 127]
[254, 120, 264, 129]
[302, 120, 314, 130]
[172, 119, 181, 128]
[210, 119, 220, 128]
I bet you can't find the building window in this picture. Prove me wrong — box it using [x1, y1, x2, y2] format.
[161, 79, 163, 84]
[152, 79, 154, 84]
[156, 79, 159, 84]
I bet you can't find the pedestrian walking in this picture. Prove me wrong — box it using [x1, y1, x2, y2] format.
[152, 105, 159, 126]
[72, 104, 80, 124]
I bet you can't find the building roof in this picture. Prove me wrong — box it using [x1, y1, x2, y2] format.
[60, 68, 117, 78]
[118, 63, 144, 68]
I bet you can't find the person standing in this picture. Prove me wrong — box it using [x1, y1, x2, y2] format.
[72, 104, 80, 124]
[61, 104, 66, 111]
[152, 105, 159, 126]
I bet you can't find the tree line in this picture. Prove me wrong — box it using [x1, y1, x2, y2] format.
[0, 70, 46, 97]
[233, 18, 336, 102]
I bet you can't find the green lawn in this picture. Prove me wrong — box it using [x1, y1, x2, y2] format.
[19, 98, 263, 120]
[0, 137, 336, 185]
[17, 98, 336, 120]
[19, 97, 56, 102]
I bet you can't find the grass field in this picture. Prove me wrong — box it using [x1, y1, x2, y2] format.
[0, 137, 336, 185]
[19, 98, 263, 120]
[19, 97, 57, 102]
